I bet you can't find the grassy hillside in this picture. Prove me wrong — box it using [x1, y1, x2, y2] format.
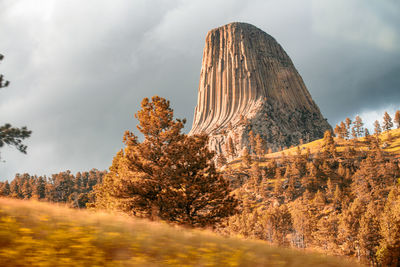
[267, 128, 400, 159]
[0, 198, 360, 267]
[227, 128, 400, 168]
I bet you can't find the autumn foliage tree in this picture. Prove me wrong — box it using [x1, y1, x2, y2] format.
[95, 96, 238, 227]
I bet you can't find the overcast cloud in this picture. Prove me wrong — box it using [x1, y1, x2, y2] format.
[1, 0, 399, 180]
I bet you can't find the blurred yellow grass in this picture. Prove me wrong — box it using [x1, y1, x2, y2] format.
[0, 198, 360, 266]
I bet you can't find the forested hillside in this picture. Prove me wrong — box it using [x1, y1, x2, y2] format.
[221, 125, 400, 266]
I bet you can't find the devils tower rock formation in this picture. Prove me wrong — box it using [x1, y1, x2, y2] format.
[189, 22, 332, 157]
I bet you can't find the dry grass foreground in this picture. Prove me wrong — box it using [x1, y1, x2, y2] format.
[0, 198, 361, 267]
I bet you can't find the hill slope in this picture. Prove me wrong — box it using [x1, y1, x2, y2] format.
[0, 198, 359, 267]
[227, 128, 400, 168]
[267, 128, 400, 159]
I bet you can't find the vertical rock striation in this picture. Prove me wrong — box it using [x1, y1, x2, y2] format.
[189, 22, 332, 157]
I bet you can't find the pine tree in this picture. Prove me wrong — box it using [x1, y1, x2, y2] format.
[226, 136, 236, 159]
[248, 130, 256, 155]
[0, 54, 10, 88]
[290, 197, 315, 248]
[313, 190, 326, 209]
[0, 54, 31, 159]
[345, 117, 352, 139]
[358, 202, 381, 265]
[332, 185, 342, 210]
[10, 179, 22, 199]
[313, 212, 339, 251]
[321, 130, 336, 158]
[0, 181, 10, 196]
[382, 111, 393, 132]
[326, 178, 334, 201]
[334, 124, 341, 138]
[51, 171, 74, 202]
[21, 179, 32, 199]
[264, 204, 292, 246]
[249, 162, 262, 188]
[95, 96, 238, 226]
[339, 121, 347, 139]
[377, 187, 400, 266]
[241, 147, 252, 168]
[302, 162, 318, 193]
[273, 168, 284, 197]
[338, 198, 365, 257]
[374, 120, 382, 136]
[351, 153, 396, 205]
[32, 176, 46, 200]
[93, 150, 125, 211]
[254, 134, 265, 160]
[394, 110, 400, 129]
[352, 115, 364, 138]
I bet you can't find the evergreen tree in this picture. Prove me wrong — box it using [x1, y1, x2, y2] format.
[377, 187, 400, 266]
[0, 54, 31, 159]
[338, 198, 365, 257]
[382, 111, 393, 131]
[394, 110, 400, 129]
[51, 171, 74, 202]
[332, 185, 342, 210]
[264, 204, 292, 246]
[248, 130, 256, 155]
[93, 150, 125, 211]
[374, 120, 382, 136]
[352, 115, 364, 138]
[334, 124, 341, 138]
[21, 179, 32, 199]
[10, 178, 22, 199]
[345, 118, 352, 139]
[273, 168, 284, 197]
[95, 96, 238, 227]
[339, 121, 347, 139]
[321, 130, 336, 158]
[313, 212, 339, 251]
[302, 163, 318, 193]
[32, 176, 46, 200]
[241, 147, 252, 168]
[254, 134, 265, 160]
[226, 136, 236, 159]
[358, 202, 381, 265]
[0, 181, 10, 196]
[290, 197, 315, 248]
[0, 54, 10, 88]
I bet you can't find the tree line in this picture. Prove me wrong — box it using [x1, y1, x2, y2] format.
[0, 169, 106, 208]
[334, 111, 400, 140]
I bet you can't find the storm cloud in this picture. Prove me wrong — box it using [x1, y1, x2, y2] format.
[1, 0, 399, 179]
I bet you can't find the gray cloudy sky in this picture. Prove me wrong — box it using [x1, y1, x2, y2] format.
[1, 0, 399, 180]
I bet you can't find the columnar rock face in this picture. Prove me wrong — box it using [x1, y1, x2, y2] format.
[189, 22, 332, 157]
